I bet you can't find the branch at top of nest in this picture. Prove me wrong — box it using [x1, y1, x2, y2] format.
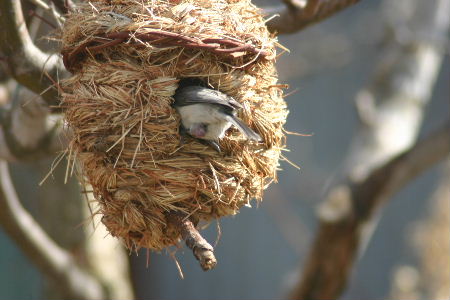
[61, 30, 270, 72]
[265, 0, 361, 35]
[167, 212, 217, 271]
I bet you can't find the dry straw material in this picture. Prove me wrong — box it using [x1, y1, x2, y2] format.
[61, 0, 288, 253]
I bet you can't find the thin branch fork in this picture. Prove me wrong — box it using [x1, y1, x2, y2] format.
[29, 0, 65, 25]
[290, 120, 450, 300]
[167, 212, 217, 271]
[266, 0, 361, 34]
[0, 0, 65, 106]
[49, 0, 76, 14]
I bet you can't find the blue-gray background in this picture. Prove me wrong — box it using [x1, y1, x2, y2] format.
[1, 0, 448, 299]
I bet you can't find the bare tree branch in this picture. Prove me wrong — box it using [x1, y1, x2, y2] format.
[0, 0, 66, 106]
[29, 0, 65, 26]
[265, 0, 361, 35]
[49, 0, 76, 14]
[0, 161, 107, 300]
[168, 213, 217, 271]
[289, 0, 450, 298]
[290, 121, 450, 300]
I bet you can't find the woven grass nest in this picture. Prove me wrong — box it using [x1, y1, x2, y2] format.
[60, 0, 288, 267]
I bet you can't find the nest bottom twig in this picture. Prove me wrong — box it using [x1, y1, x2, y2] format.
[167, 212, 217, 271]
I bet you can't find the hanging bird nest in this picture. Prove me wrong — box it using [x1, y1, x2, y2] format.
[60, 0, 288, 268]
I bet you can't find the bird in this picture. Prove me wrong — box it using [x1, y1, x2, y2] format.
[172, 85, 261, 152]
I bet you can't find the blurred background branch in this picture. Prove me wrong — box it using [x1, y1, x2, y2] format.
[291, 120, 450, 299]
[49, 0, 76, 14]
[0, 0, 65, 106]
[289, 0, 450, 298]
[266, 0, 361, 34]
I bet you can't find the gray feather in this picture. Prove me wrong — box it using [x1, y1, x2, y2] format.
[226, 115, 262, 141]
[174, 86, 242, 110]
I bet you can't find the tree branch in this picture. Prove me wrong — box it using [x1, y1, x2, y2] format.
[289, 0, 450, 298]
[290, 121, 450, 300]
[49, 0, 76, 14]
[0, 0, 66, 106]
[0, 161, 107, 300]
[29, 0, 65, 26]
[167, 213, 217, 271]
[265, 0, 361, 35]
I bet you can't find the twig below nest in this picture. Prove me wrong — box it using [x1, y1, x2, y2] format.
[168, 213, 217, 271]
